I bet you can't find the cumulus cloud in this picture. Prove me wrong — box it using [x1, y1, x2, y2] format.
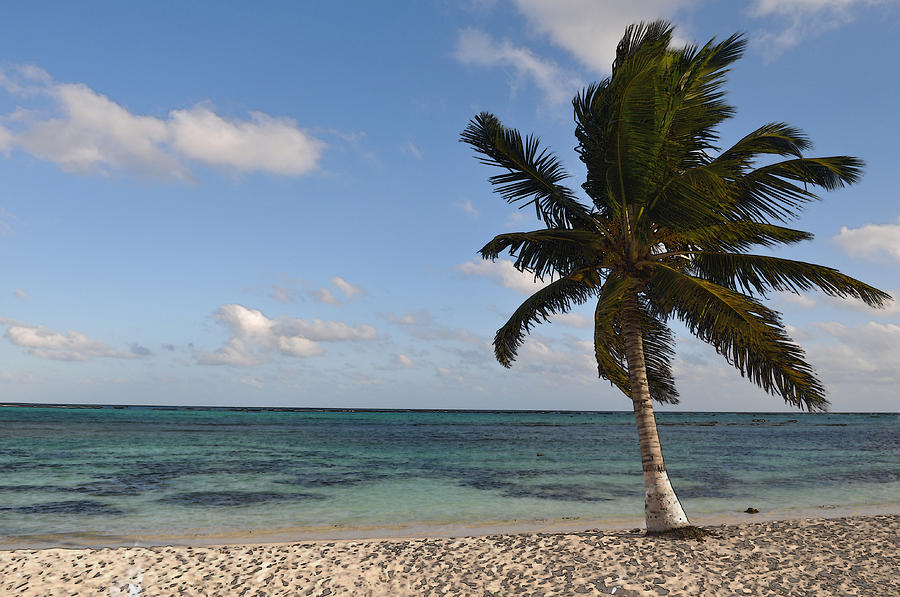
[0, 65, 324, 179]
[16, 81, 181, 179]
[808, 320, 900, 385]
[13, 288, 26, 300]
[196, 304, 376, 366]
[511, 0, 695, 73]
[169, 106, 323, 175]
[455, 28, 583, 104]
[517, 336, 596, 383]
[773, 291, 817, 309]
[548, 311, 591, 328]
[749, 0, 900, 56]
[825, 290, 900, 316]
[833, 216, 900, 262]
[196, 337, 263, 367]
[511, 0, 893, 69]
[307, 277, 364, 305]
[455, 258, 549, 295]
[2, 321, 147, 361]
[332, 277, 364, 299]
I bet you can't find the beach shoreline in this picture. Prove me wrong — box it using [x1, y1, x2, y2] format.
[2, 513, 898, 595]
[3, 500, 899, 551]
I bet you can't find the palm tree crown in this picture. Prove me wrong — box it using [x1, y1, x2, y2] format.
[461, 21, 888, 413]
[461, 21, 889, 533]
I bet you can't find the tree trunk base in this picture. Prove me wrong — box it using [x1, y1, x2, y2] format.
[643, 469, 691, 533]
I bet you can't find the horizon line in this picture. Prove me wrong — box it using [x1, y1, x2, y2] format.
[0, 402, 896, 415]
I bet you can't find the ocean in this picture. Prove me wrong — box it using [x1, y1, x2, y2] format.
[1, 406, 897, 547]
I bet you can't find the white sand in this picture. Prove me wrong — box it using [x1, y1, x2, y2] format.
[2, 514, 898, 596]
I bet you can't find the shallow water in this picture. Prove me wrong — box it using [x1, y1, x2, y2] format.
[0, 406, 897, 544]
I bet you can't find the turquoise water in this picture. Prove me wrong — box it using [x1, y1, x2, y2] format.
[0, 406, 897, 544]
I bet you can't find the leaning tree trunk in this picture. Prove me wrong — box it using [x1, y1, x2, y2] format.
[621, 300, 691, 533]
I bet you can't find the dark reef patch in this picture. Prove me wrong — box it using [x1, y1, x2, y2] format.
[158, 490, 327, 507]
[0, 500, 124, 515]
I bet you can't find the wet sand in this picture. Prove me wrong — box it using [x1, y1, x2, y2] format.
[2, 514, 897, 596]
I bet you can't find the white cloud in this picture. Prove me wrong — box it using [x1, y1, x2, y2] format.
[518, 336, 596, 383]
[548, 311, 591, 328]
[332, 277, 364, 299]
[833, 216, 900, 262]
[196, 337, 262, 367]
[455, 28, 583, 104]
[510, 0, 893, 69]
[310, 287, 340, 305]
[278, 317, 377, 341]
[276, 335, 324, 357]
[0, 65, 324, 179]
[169, 106, 323, 175]
[2, 322, 146, 361]
[396, 353, 415, 367]
[308, 277, 364, 305]
[773, 291, 817, 309]
[808, 320, 900, 385]
[511, 0, 696, 73]
[197, 304, 376, 366]
[16, 82, 182, 179]
[214, 304, 275, 344]
[13, 288, 26, 300]
[785, 323, 811, 341]
[454, 199, 480, 217]
[825, 290, 900, 316]
[455, 258, 549, 295]
[0, 64, 51, 96]
[749, 0, 900, 55]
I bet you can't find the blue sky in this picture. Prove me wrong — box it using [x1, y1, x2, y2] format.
[1, 1, 898, 411]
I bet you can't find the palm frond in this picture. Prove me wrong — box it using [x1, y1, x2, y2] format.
[638, 301, 680, 404]
[493, 272, 600, 367]
[733, 156, 864, 222]
[479, 229, 603, 279]
[593, 277, 679, 403]
[593, 276, 631, 394]
[646, 264, 827, 411]
[691, 253, 891, 306]
[460, 112, 593, 228]
[656, 222, 813, 254]
[713, 123, 810, 168]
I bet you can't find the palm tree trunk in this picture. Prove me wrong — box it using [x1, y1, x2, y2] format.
[621, 298, 691, 533]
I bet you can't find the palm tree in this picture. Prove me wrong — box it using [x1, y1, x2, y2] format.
[460, 21, 890, 533]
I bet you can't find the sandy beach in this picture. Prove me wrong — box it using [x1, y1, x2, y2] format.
[1, 514, 897, 596]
